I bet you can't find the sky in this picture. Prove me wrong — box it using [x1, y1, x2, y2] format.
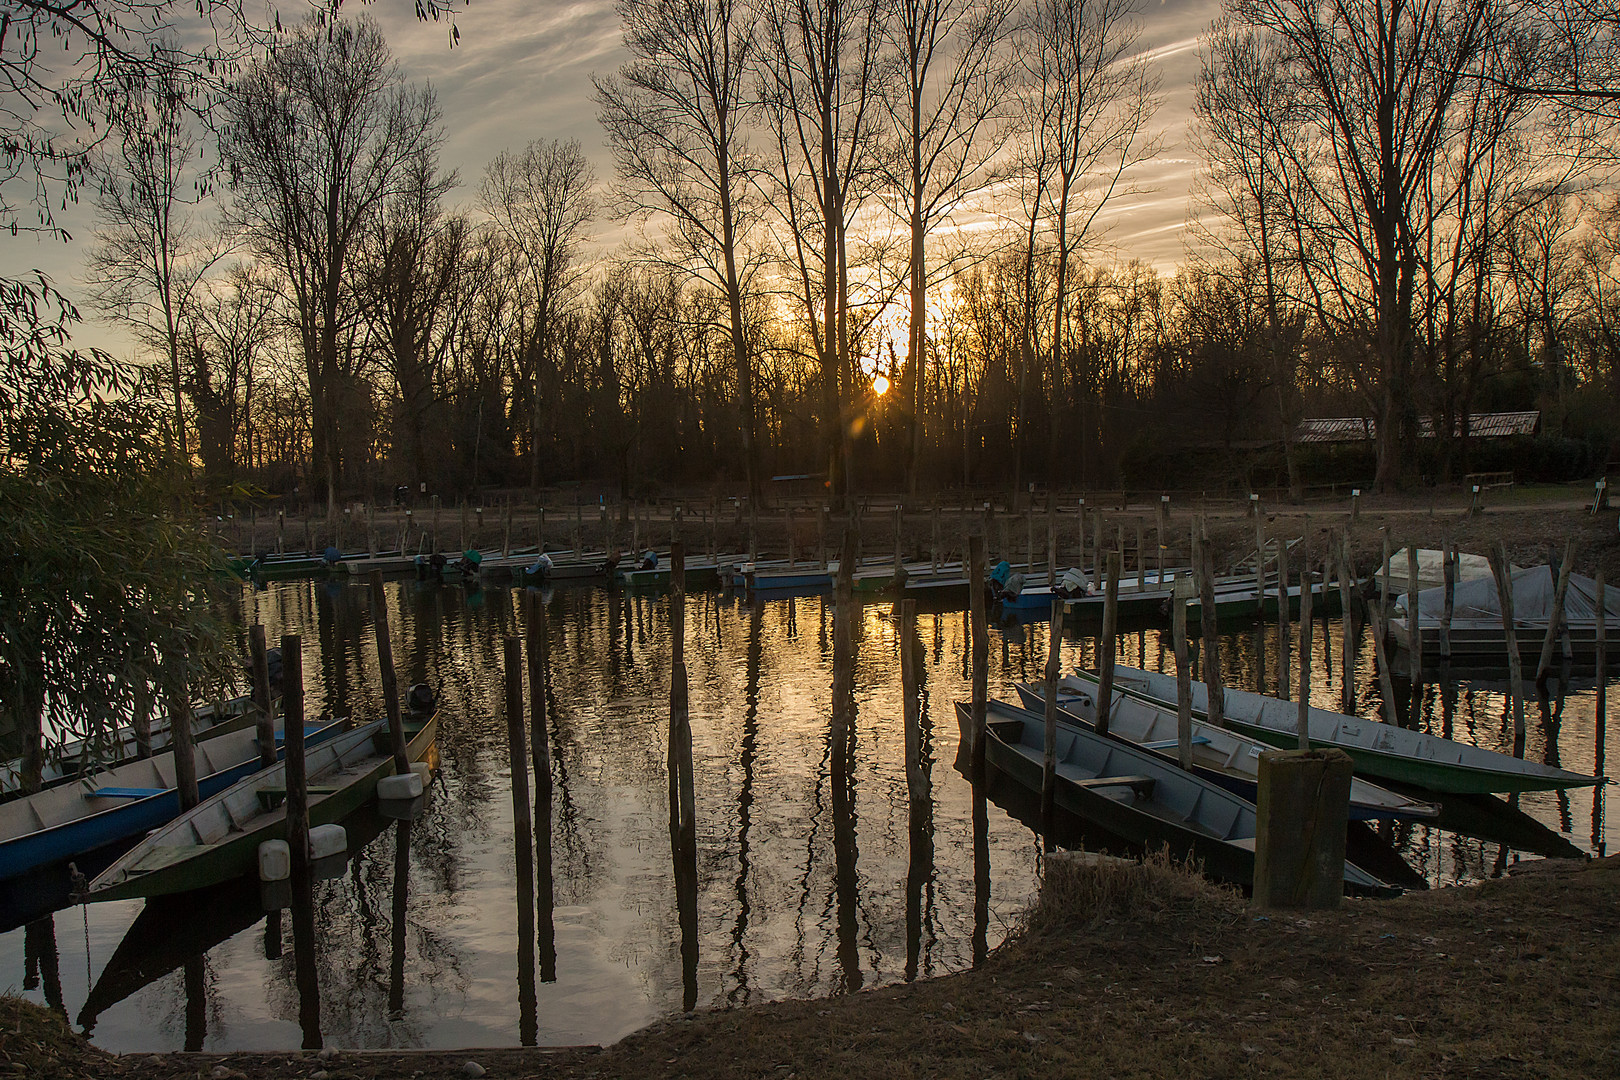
[16, 0, 1225, 359]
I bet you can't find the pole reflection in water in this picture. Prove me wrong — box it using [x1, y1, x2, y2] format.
[527, 591, 557, 984]
[972, 784, 990, 969]
[728, 604, 763, 1007]
[830, 538, 861, 995]
[23, 915, 62, 1015]
[183, 954, 206, 1052]
[506, 633, 538, 1047]
[902, 605, 935, 983]
[668, 549, 699, 1012]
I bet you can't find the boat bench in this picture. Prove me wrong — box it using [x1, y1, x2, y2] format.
[256, 785, 341, 810]
[1139, 736, 1211, 751]
[1072, 774, 1156, 796]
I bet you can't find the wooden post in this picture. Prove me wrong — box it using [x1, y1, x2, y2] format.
[1173, 575, 1195, 770]
[1047, 510, 1058, 588]
[1367, 606, 1401, 725]
[1440, 541, 1456, 666]
[1379, 528, 1391, 611]
[1338, 531, 1355, 707]
[1535, 540, 1576, 689]
[1489, 543, 1528, 757]
[1253, 516, 1266, 606]
[369, 571, 408, 772]
[1350, 488, 1360, 521]
[1134, 519, 1144, 592]
[250, 624, 277, 770]
[1196, 534, 1227, 728]
[1042, 596, 1063, 832]
[1297, 565, 1313, 750]
[163, 656, 200, 812]
[1276, 538, 1291, 700]
[670, 543, 696, 854]
[895, 504, 904, 576]
[817, 505, 827, 568]
[932, 504, 941, 576]
[1095, 551, 1121, 737]
[901, 600, 925, 806]
[277, 510, 285, 555]
[504, 633, 533, 935]
[1026, 507, 1035, 577]
[1596, 572, 1607, 756]
[788, 508, 797, 568]
[280, 632, 319, 1048]
[304, 517, 314, 559]
[1406, 545, 1423, 684]
[1076, 499, 1086, 571]
[503, 500, 513, 557]
[968, 534, 988, 777]
[132, 673, 153, 761]
[537, 505, 546, 554]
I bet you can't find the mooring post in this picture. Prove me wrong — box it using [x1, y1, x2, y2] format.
[368, 571, 408, 772]
[1379, 528, 1392, 611]
[1173, 575, 1195, 770]
[1047, 509, 1058, 588]
[1350, 488, 1360, 521]
[1041, 595, 1063, 835]
[932, 503, 941, 576]
[1441, 541, 1456, 667]
[1095, 550, 1121, 737]
[1489, 543, 1528, 757]
[1275, 538, 1291, 699]
[1253, 516, 1267, 606]
[968, 534, 988, 778]
[1596, 572, 1607, 755]
[1338, 531, 1356, 708]
[787, 508, 797, 568]
[163, 654, 200, 812]
[1134, 518, 1144, 592]
[1298, 564, 1314, 750]
[895, 504, 904, 578]
[1367, 604, 1401, 726]
[1252, 746, 1353, 911]
[1196, 531, 1227, 728]
[503, 501, 513, 558]
[1407, 545, 1424, 684]
[1535, 540, 1576, 690]
[277, 510, 285, 555]
[1076, 498, 1086, 571]
[250, 625, 276, 770]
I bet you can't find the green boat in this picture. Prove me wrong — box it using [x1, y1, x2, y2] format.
[1083, 667, 1603, 796]
[85, 709, 438, 903]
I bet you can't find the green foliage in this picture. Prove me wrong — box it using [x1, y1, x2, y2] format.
[0, 279, 231, 768]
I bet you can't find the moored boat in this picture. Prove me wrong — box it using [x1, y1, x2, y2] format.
[1097, 665, 1604, 795]
[956, 699, 1393, 895]
[86, 708, 438, 903]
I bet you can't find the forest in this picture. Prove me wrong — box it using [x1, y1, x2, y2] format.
[38, 0, 1620, 510]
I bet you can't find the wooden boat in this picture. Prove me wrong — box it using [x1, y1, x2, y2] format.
[956, 699, 1393, 895]
[86, 709, 437, 903]
[1098, 665, 1603, 795]
[1011, 678, 1439, 821]
[0, 718, 342, 882]
[0, 692, 259, 799]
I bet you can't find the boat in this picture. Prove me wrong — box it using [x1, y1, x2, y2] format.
[0, 692, 259, 799]
[1010, 677, 1439, 821]
[85, 708, 437, 902]
[0, 718, 342, 882]
[957, 699, 1393, 895]
[1096, 665, 1604, 795]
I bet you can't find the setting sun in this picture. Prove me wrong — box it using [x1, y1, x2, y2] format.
[872, 374, 890, 396]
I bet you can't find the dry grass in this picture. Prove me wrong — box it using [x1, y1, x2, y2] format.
[21, 852, 1613, 1080]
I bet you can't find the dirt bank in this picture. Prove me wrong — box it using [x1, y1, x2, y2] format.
[13, 852, 1616, 1080]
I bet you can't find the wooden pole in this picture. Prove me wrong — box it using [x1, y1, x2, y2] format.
[1254, 515, 1266, 602]
[1196, 533, 1226, 728]
[250, 624, 277, 770]
[1276, 538, 1291, 700]
[1173, 575, 1195, 770]
[1095, 550, 1121, 737]
[1047, 508, 1057, 588]
[1406, 545, 1423, 684]
[1535, 540, 1576, 689]
[1026, 507, 1035, 576]
[1367, 606, 1401, 726]
[163, 657, 200, 812]
[1042, 596, 1063, 833]
[1134, 519, 1144, 592]
[1297, 565, 1313, 750]
[968, 534, 988, 778]
[280, 632, 319, 1048]
[1379, 528, 1391, 611]
[788, 508, 797, 568]
[365, 571, 409, 772]
[895, 504, 904, 577]
[1338, 530, 1355, 708]
[1441, 541, 1456, 666]
[1489, 543, 1528, 757]
[1596, 571, 1607, 760]
[503, 633, 533, 930]
[901, 600, 925, 805]
[503, 500, 513, 557]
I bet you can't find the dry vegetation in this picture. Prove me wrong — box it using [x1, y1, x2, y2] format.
[12, 852, 1617, 1080]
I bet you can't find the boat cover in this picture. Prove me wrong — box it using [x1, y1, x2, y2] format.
[1397, 565, 1620, 624]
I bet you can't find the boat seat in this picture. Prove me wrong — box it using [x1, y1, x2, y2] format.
[89, 787, 166, 799]
[1139, 736, 1212, 751]
[256, 785, 341, 810]
[1071, 774, 1156, 795]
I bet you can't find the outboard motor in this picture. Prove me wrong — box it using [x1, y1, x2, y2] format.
[407, 683, 436, 715]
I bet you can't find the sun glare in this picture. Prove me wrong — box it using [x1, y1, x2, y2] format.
[872, 374, 890, 396]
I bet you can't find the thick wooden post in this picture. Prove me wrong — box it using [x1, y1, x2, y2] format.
[1276, 538, 1291, 700]
[368, 572, 408, 772]
[1406, 545, 1423, 683]
[250, 625, 276, 770]
[1368, 605, 1401, 726]
[1197, 535, 1227, 728]
[1173, 575, 1195, 769]
[968, 534, 988, 777]
[1338, 531, 1356, 708]
[1042, 596, 1063, 834]
[1297, 565, 1313, 750]
[1535, 541, 1576, 689]
[1489, 543, 1528, 757]
[163, 655, 200, 812]
[1095, 551, 1121, 737]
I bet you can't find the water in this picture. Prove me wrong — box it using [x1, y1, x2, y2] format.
[1, 578, 1610, 1051]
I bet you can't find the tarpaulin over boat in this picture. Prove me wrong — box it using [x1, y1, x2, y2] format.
[1396, 566, 1620, 624]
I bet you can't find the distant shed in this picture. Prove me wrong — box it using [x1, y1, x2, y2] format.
[1293, 411, 1539, 444]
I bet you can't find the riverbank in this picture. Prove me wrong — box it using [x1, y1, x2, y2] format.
[13, 851, 1615, 1080]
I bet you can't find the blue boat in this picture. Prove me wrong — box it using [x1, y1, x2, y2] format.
[0, 718, 342, 881]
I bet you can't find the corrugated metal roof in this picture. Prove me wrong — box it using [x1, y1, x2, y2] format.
[1294, 412, 1539, 444]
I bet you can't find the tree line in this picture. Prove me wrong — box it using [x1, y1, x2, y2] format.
[82, 0, 1620, 511]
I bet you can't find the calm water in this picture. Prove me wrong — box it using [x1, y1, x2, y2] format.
[1, 577, 1610, 1051]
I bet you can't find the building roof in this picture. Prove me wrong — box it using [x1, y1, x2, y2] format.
[1294, 411, 1539, 444]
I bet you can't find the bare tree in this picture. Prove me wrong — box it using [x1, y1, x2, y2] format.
[85, 47, 218, 469]
[877, 0, 1017, 493]
[1016, 0, 1159, 487]
[596, 0, 766, 505]
[478, 139, 595, 488]
[220, 13, 443, 507]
